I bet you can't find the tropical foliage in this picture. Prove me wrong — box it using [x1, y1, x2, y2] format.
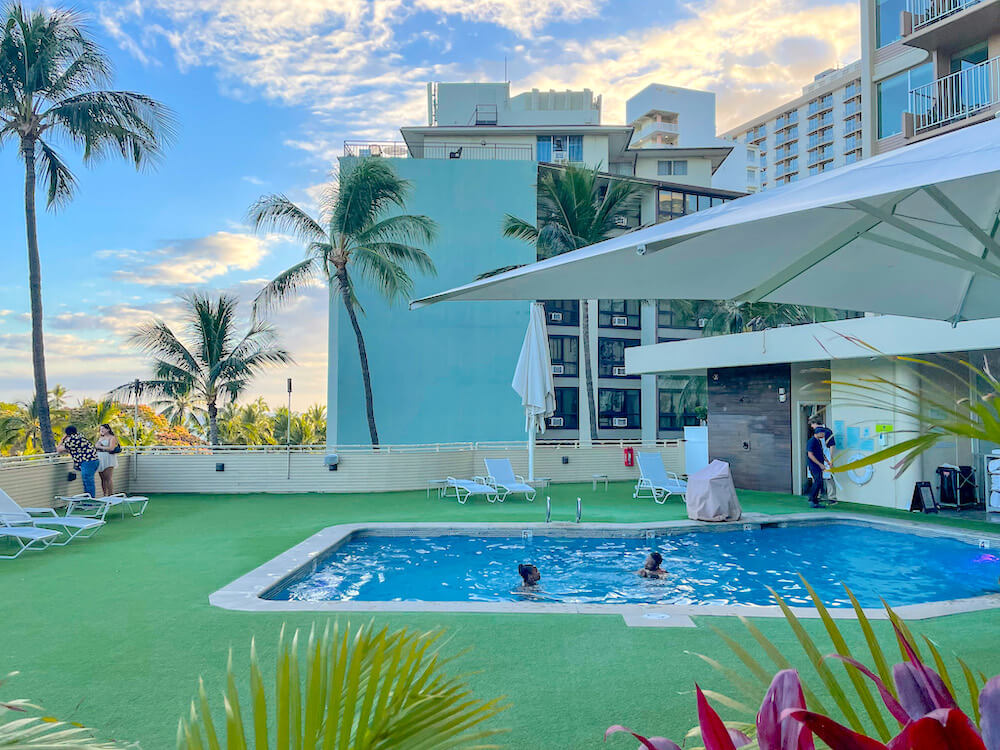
[178, 622, 506, 749]
[248, 158, 437, 447]
[610, 580, 1000, 749]
[0, 2, 174, 453]
[698, 300, 841, 336]
[831, 349, 1000, 478]
[1, 672, 125, 748]
[117, 293, 291, 445]
[497, 164, 642, 441]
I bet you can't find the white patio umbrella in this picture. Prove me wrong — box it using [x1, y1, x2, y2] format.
[512, 302, 555, 481]
[412, 117, 1000, 324]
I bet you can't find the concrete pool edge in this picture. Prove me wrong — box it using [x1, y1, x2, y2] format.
[209, 513, 1000, 625]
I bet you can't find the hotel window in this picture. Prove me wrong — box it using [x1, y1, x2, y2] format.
[550, 387, 579, 430]
[536, 135, 583, 162]
[598, 299, 641, 329]
[747, 168, 756, 184]
[548, 335, 579, 376]
[657, 390, 700, 431]
[656, 159, 688, 176]
[876, 63, 932, 137]
[543, 299, 579, 326]
[875, 0, 906, 47]
[746, 148, 755, 161]
[598, 338, 640, 378]
[657, 189, 729, 221]
[656, 300, 702, 328]
[598, 388, 640, 429]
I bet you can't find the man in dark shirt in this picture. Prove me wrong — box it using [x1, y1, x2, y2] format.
[811, 418, 837, 503]
[57, 425, 100, 497]
[806, 416, 827, 508]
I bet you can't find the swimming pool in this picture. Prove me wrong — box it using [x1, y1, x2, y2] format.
[261, 521, 1000, 609]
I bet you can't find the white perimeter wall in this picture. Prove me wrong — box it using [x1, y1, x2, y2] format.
[0, 456, 133, 509]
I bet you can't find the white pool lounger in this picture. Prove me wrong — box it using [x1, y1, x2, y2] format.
[484, 458, 536, 502]
[634, 452, 687, 504]
[60, 492, 149, 520]
[0, 489, 105, 545]
[0, 521, 59, 559]
[444, 477, 501, 504]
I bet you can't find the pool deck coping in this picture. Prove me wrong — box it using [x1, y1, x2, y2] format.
[209, 513, 1000, 626]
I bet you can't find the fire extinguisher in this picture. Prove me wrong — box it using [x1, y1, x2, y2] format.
[623, 447, 635, 467]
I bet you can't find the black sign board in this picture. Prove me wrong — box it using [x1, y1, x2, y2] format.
[910, 481, 938, 513]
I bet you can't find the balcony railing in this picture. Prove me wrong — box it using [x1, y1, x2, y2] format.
[344, 141, 534, 161]
[907, 55, 1000, 133]
[631, 120, 680, 145]
[906, 0, 981, 30]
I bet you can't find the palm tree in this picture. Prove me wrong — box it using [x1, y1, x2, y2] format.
[499, 164, 642, 441]
[247, 158, 437, 446]
[0, 394, 67, 454]
[218, 397, 274, 445]
[48, 383, 68, 409]
[116, 294, 291, 445]
[0, 3, 175, 453]
[153, 388, 204, 429]
[701, 300, 840, 336]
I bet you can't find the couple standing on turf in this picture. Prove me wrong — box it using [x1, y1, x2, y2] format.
[806, 415, 837, 509]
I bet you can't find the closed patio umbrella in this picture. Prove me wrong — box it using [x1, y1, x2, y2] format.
[412, 117, 1000, 324]
[513, 302, 555, 481]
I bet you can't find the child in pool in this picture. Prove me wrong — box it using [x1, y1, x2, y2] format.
[517, 563, 541, 589]
[636, 552, 669, 579]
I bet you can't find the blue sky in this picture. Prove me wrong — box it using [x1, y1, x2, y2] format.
[0, 0, 860, 408]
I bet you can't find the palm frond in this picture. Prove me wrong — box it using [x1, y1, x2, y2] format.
[351, 247, 414, 303]
[246, 194, 328, 246]
[354, 213, 437, 248]
[500, 214, 539, 245]
[35, 136, 77, 207]
[127, 320, 200, 374]
[44, 90, 176, 168]
[253, 258, 320, 317]
[334, 158, 411, 237]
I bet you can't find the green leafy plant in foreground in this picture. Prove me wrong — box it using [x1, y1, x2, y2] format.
[826, 346, 1000, 478]
[0, 673, 124, 748]
[177, 622, 507, 750]
[690, 576, 991, 744]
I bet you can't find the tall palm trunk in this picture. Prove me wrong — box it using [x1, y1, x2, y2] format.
[336, 267, 379, 446]
[21, 138, 55, 453]
[207, 401, 219, 445]
[580, 299, 599, 442]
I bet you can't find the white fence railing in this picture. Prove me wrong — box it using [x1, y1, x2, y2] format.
[906, 0, 980, 30]
[908, 55, 1000, 133]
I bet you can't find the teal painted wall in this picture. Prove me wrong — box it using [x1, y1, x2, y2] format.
[335, 158, 538, 445]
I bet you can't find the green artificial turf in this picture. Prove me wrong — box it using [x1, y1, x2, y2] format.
[3, 484, 1000, 749]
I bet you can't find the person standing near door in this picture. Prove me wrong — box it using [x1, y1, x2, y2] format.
[806, 416, 827, 508]
[810, 415, 837, 504]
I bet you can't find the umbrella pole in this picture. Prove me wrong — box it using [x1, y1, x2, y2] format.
[527, 422, 536, 482]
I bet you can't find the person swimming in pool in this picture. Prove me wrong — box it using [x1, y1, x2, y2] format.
[517, 563, 541, 589]
[636, 552, 668, 579]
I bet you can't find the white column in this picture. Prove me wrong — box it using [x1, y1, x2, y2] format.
[891, 361, 924, 510]
[325, 280, 339, 452]
[640, 300, 657, 443]
[578, 299, 598, 446]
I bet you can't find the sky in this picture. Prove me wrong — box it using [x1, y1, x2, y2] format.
[0, 0, 860, 410]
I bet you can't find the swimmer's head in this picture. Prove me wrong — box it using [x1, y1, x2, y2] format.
[518, 563, 541, 585]
[644, 552, 663, 570]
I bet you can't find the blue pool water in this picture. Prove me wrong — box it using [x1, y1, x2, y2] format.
[266, 524, 1000, 608]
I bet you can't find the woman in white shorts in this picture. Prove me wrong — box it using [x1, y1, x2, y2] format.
[95, 423, 120, 497]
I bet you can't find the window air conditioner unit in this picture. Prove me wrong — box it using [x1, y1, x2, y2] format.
[548, 416, 564, 427]
[698, 317, 708, 328]
[611, 315, 629, 327]
[549, 311, 563, 322]
[613, 366, 628, 376]
[614, 215, 628, 227]
[612, 417, 629, 428]
[552, 364, 565, 375]
[552, 150, 568, 162]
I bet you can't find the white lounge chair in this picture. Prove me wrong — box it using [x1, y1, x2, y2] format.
[634, 451, 687, 504]
[0, 489, 105, 545]
[60, 492, 149, 520]
[444, 477, 501, 504]
[483, 458, 536, 502]
[0, 519, 59, 559]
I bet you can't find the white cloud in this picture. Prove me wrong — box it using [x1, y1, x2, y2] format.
[104, 231, 273, 287]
